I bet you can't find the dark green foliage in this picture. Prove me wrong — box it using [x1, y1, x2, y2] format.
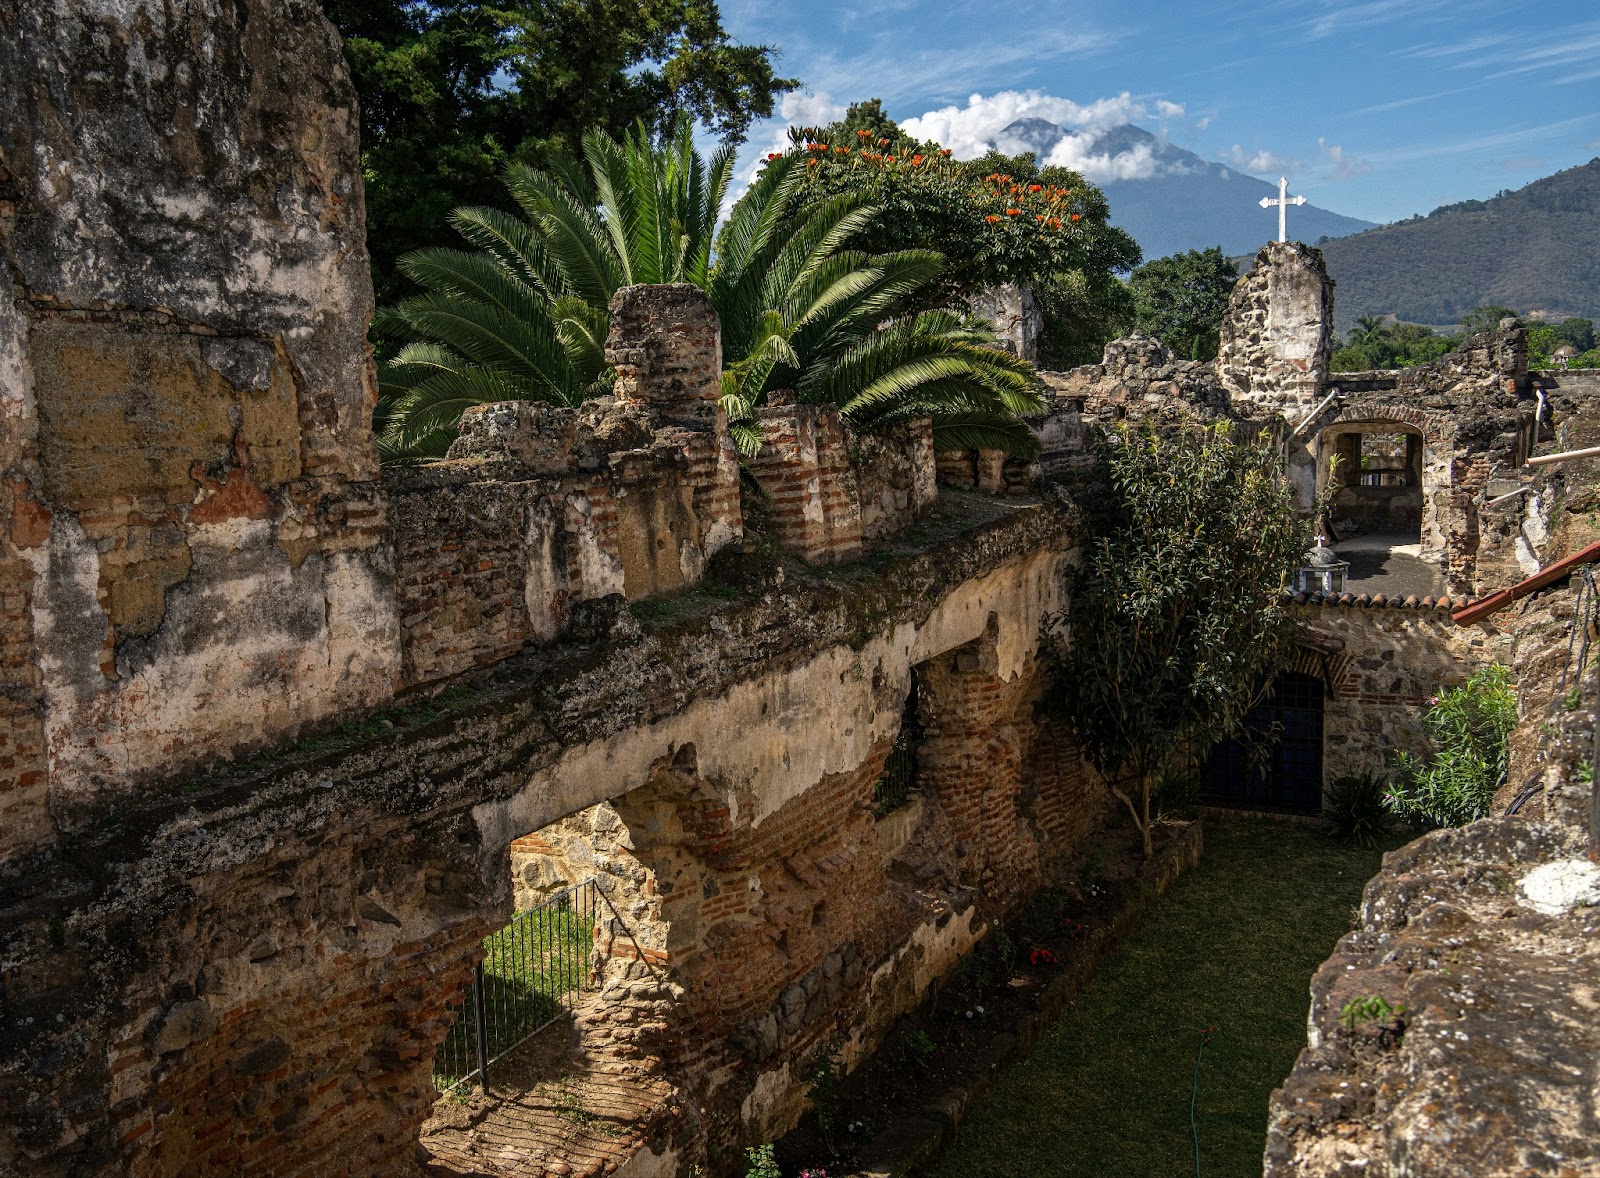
[788, 101, 1141, 309]
[1528, 317, 1600, 368]
[1320, 158, 1600, 333]
[1457, 305, 1522, 336]
[377, 120, 1043, 460]
[1036, 268, 1136, 369]
[1323, 772, 1392, 846]
[1051, 424, 1309, 856]
[1128, 247, 1239, 362]
[1330, 315, 1454, 371]
[929, 822, 1403, 1178]
[1388, 664, 1517, 828]
[323, 0, 796, 301]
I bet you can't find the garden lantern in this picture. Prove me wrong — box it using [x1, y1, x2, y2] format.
[1297, 535, 1349, 595]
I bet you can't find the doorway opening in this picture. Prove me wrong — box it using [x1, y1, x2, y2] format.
[1200, 672, 1325, 814]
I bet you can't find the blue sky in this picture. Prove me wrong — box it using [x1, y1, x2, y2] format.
[719, 0, 1600, 225]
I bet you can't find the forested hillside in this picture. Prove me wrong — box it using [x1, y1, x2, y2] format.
[1320, 159, 1600, 332]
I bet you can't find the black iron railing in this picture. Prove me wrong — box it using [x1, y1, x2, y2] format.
[874, 679, 924, 816]
[434, 878, 599, 1094]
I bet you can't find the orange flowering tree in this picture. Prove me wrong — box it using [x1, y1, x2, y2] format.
[777, 101, 1140, 312]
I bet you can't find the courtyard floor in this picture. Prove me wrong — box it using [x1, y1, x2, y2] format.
[1333, 533, 1445, 597]
[927, 817, 1406, 1178]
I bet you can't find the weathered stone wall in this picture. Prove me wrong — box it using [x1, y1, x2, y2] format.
[0, 0, 401, 852]
[1292, 328, 1537, 592]
[746, 399, 937, 563]
[970, 283, 1041, 363]
[1265, 577, 1598, 1176]
[1040, 332, 1231, 427]
[1, 484, 1101, 1176]
[383, 289, 742, 686]
[1217, 241, 1335, 416]
[1293, 600, 1500, 786]
[852, 417, 938, 543]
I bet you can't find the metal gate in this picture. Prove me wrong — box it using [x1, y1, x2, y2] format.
[1200, 671, 1325, 813]
[433, 878, 600, 1094]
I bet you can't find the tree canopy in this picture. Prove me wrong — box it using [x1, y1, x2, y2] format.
[784, 101, 1142, 311]
[376, 120, 1043, 462]
[324, 0, 797, 300]
[1050, 423, 1310, 856]
[1126, 247, 1238, 362]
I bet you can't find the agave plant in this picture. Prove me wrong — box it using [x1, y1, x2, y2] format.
[376, 118, 1043, 461]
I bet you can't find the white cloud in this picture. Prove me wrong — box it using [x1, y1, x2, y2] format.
[727, 90, 849, 213]
[1317, 136, 1372, 180]
[1225, 144, 1300, 175]
[898, 90, 1149, 158]
[891, 89, 1193, 181]
[1043, 134, 1165, 181]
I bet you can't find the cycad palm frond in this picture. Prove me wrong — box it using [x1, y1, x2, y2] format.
[378, 119, 1043, 465]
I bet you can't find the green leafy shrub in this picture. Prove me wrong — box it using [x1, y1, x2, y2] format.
[1323, 772, 1391, 846]
[1387, 664, 1517, 827]
[744, 1143, 781, 1178]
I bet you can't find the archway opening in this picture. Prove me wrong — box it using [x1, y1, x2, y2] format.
[422, 803, 677, 1177]
[1199, 671, 1326, 814]
[1319, 423, 1443, 596]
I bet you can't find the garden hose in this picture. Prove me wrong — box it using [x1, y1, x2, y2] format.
[1190, 1026, 1213, 1178]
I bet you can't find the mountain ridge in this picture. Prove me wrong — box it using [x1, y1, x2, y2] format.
[1317, 158, 1600, 333]
[998, 120, 1376, 260]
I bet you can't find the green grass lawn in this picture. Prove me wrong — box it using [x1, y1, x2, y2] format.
[930, 819, 1401, 1178]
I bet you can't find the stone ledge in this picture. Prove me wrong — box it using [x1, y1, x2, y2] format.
[1264, 817, 1600, 1176]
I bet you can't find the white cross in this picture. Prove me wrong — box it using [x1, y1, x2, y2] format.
[1259, 176, 1307, 243]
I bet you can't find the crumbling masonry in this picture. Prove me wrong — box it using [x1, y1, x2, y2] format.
[1, 5, 1595, 1178]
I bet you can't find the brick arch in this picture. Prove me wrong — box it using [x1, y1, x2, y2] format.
[1318, 402, 1436, 432]
[1282, 642, 1350, 698]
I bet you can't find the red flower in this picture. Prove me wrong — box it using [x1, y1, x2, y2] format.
[1029, 184, 1042, 192]
[941, 148, 952, 156]
[767, 152, 779, 160]
[912, 154, 924, 165]
[1006, 208, 1022, 216]
[985, 214, 1001, 223]
[857, 129, 871, 137]
[1070, 213, 1081, 221]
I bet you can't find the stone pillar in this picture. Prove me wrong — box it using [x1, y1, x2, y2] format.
[606, 284, 742, 558]
[0, 0, 401, 842]
[1217, 241, 1335, 416]
[971, 283, 1042, 363]
[746, 394, 864, 565]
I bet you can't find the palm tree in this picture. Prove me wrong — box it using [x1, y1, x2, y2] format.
[376, 119, 1043, 461]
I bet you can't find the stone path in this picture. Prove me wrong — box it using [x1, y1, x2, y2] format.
[421, 1012, 675, 1178]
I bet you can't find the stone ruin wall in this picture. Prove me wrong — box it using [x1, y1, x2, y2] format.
[1264, 358, 1600, 1177]
[0, 6, 1114, 1173]
[0, 0, 398, 856]
[1265, 579, 1599, 1176]
[1217, 240, 1336, 417]
[1, 5, 1590, 1175]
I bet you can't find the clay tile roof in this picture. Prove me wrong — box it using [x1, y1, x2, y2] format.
[1452, 538, 1600, 625]
[1289, 589, 1464, 613]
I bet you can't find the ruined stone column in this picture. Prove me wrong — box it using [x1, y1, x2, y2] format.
[1217, 240, 1335, 416]
[0, 0, 403, 845]
[606, 284, 742, 558]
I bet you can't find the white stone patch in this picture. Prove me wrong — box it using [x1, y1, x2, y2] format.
[1519, 859, 1600, 916]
